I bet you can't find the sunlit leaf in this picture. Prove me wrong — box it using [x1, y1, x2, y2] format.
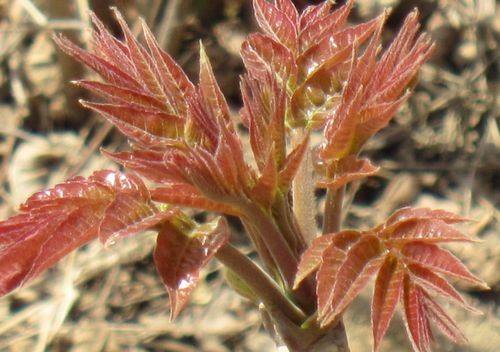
[294, 233, 334, 289]
[96, 171, 176, 245]
[253, 0, 298, 53]
[299, 1, 332, 32]
[141, 19, 195, 115]
[54, 34, 140, 89]
[111, 8, 165, 97]
[81, 100, 182, 148]
[316, 244, 346, 318]
[421, 292, 468, 345]
[275, 0, 299, 26]
[317, 156, 379, 189]
[372, 255, 404, 352]
[241, 33, 295, 84]
[402, 242, 487, 288]
[299, 0, 354, 52]
[385, 207, 468, 227]
[153, 216, 230, 320]
[151, 184, 240, 216]
[251, 149, 278, 208]
[300, 14, 383, 73]
[402, 275, 433, 352]
[198, 44, 231, 123]
[75, 80, 166, 110]
[0, 170, 164, 296]
[294, 230, 360, 289]
[321, 235, 384, 325]
[407, 263, 479, 312]
[387, 219, 474, 244]
[278, 133, 309, 191]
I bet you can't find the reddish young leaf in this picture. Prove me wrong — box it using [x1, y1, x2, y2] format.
[278, 132, 309, 191]
[153, 216, 230, 320]
[387, 219, 474, 244]
[299, 1, 333, 32]
[198, 44, 231, 124]
[151, 184, 241, 216]
[241, 78, 269, 162]
[251, 149, 278, 208]
[385, 207, 468, 228]
[294, 230, 361, 289]
[0, 170, 167, 296]
[321, 235, 384, 325]
[317, 9, 433, 171]
[87, 11, 134, 72]
[184, 147, 237, 198]
[140, 19, 195, 115]
[402, 275, 433, 352]
[421, 292, 468, 345]
[111, 9, 165, 98]
[95, 171, 178, 245]
[54, 9, 195, 144]
[241, 73, 286, 171]
[402, 242, 487, 288]
[299, 0, 354, 52]
[354, 93, 410, 148]
[366, 11, 434, 105]
[74, 80, 167, 110]
[316, 244, 346, 318]
[407, 263, 478, 312]
[372, 254, 404, 352]
[241, 33, 295, 84]
[102, 148, 184, 185]
[253, 0, 298, 53]
[329, 230, 363, 250]
[319, 21, 383, 160]
[300, 15, 385, 73]
[317, 156, 379, 189]
[54, 34, 140, 90]
[294, 233, 335, 289]
[81, 100, 182, 148]
[291, 43, 352, 127]
[303, 205, 485, 350]
[275, 0, 299, 26]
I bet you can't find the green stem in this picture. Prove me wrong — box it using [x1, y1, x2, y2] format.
[216, 244, 306, 324]
[242, 203, 299, 289]
[272, 192, 306, 257]
[291, 128, 317, 244]
[323, 186, 345, 234]
[242, 219, 282, 284]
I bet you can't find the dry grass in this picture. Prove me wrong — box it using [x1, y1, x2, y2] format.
[0, 0, 498, 351]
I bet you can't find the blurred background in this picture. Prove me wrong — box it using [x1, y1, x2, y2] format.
[0, 0, 498, 351]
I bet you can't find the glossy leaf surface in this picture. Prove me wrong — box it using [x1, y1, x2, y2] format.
[295, 207, 486, 351]
[0, 170, 171, 295]
[153, 216, 230, 319]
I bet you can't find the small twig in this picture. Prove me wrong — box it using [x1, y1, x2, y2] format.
[156, 0, 188, 52]
[0, 20, 86, 32]
[17, 0, 48, 25]
[66, 122, 114, 178]
[75, 0, 91, 42]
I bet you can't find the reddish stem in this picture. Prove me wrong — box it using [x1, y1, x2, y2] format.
[323, 186, 345, 234]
